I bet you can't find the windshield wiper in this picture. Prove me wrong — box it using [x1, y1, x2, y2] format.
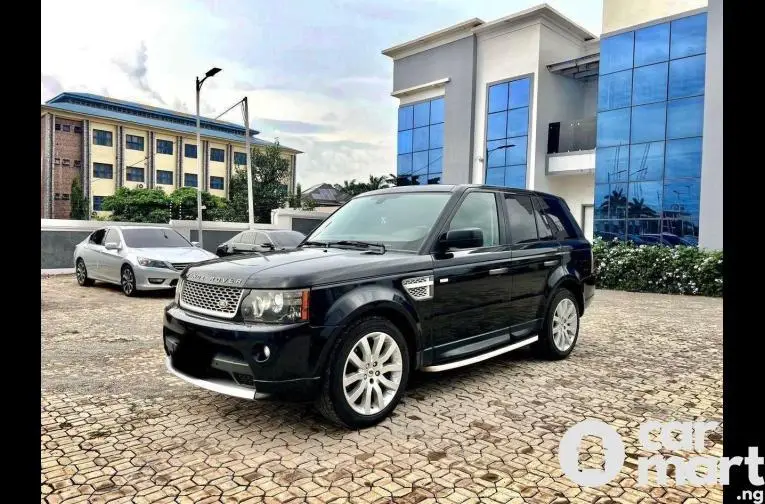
[300, 240, 331, 248]
[332, 240, 386, 254]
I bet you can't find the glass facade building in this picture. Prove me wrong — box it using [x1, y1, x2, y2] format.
[485, 77, 531, 189]
[396, 97, 444, 185]
[594, 12, 707, 246]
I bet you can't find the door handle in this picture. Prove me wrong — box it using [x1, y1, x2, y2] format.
[489, 267, 509, 275]
[543, 260, 558, 267]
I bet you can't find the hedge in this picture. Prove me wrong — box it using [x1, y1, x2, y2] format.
[592, 238, 723, 297]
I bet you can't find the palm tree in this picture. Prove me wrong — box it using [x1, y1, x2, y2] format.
[367, 174, 389, 190]
[599, 189, 627, 219]
[628, 197, 658, 218]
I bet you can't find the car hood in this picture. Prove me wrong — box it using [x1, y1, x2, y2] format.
[183, 246, 433, 289]
[130, 247, 217, 263]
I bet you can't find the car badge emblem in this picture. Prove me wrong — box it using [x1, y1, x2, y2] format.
[218, 299, 229, 309]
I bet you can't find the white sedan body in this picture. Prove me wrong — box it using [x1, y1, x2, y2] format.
[73, 226, 218, 293]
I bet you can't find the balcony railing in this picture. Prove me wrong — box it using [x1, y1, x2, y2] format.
[548, 117, 596, 154]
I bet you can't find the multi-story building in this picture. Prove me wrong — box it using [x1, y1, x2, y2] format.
[382, 0, 722, 249]
[40, 92, 301, 219]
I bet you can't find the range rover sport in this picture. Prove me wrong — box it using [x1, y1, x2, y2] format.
[163, 184, 595, 428]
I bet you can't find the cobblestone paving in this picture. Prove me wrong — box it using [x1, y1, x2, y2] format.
[41, 275, 723, 503]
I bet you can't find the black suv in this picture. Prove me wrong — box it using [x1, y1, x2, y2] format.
[163, 184, 595, 428]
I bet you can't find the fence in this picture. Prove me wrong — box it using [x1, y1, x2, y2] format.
[548, 116, 596, 154]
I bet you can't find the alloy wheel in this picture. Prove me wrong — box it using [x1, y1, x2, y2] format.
[342, 331, 403, 416]
[121, 268, 135, 295]
[76, 261, 87, 285]
[552, 298, 578, 351]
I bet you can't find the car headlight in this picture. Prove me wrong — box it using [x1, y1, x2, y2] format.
[137, 257, 170, 269]
[240, 289, 309, 324]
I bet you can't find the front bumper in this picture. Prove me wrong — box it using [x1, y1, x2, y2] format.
[134, 266, 180, 290]
[163, 303, 330, 398]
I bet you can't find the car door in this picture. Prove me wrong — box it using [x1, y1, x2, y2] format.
[254, 232, 274, 252]
[428, 190, 513, 362]
[98, 228, 125, 283]
[82, 228, 106, 279]
[504, 194, 561, 336]
[231, 231, 257, 254]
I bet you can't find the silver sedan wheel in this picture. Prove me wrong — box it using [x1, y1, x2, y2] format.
[76, 261, 87, 284]
[121, 268, 135, 295]
[552, 298, 578, 351]
[342, 332, 403, 416]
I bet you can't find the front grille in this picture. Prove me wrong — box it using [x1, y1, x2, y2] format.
[179, 280, 243, 318]
[172, 262, 191, 271]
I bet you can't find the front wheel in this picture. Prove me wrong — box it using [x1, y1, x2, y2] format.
[120, 265, 138, 297]
[536, 289, 580, 360]
[316, 317, 409, 429]
[75, 259, 94, 287]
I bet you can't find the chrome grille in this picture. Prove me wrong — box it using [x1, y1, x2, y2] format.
[171, 262, 191, 271]
[179, 280, 243, 318]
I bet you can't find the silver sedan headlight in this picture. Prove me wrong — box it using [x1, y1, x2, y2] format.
[240, 289, 309, 324]
[137, 257, 171, 269]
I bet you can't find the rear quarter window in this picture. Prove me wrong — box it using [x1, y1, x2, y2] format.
[538, 196, 582, 240]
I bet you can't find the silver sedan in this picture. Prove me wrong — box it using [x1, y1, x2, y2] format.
[73, 225, 218, 296]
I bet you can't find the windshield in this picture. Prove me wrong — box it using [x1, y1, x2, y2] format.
[122, 228, 192, 248]
[270, 231, 305, 247]
[306, 192, 452, 252]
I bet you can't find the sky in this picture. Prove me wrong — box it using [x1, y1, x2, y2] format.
[41, 0, 602, 189]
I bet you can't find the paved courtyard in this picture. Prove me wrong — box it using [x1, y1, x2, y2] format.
[41, 275, 723, 504]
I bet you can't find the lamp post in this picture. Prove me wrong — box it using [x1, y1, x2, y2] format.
[195, 67, 221, 248]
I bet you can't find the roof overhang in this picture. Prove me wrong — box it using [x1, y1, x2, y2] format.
[472, 3, 596, 41]
[382, 18, 483, 60]
[547, 53, 600, 80]
[391, 78, 450, 99]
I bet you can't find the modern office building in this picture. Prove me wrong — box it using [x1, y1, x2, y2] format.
[40, 92, 301, 220]
[383, 0, 722, 248]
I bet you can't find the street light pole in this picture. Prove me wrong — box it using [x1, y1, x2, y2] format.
[243, 97, 255, 229]
[195, 67, 221, 249]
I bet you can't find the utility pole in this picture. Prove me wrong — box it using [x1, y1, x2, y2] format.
[243, 97, 255, 229]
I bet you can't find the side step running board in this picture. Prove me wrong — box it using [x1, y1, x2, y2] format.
[420, 336, 538, 372]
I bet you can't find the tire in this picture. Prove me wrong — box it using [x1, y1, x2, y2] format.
[316, 316, 410, 429]
[75, 259, 95, 287]
[535, 288, 580, 360]
[120, 265, 138, 297]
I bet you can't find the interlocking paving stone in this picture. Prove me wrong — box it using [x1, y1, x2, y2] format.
[42, 276, 723, 503]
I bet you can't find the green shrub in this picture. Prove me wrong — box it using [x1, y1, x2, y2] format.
[592, 237, 723, 297]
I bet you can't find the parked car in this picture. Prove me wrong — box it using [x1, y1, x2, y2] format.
[163, 185, 595, 428]
[74, 226, 217, 296]
[216, 229, 306, 257]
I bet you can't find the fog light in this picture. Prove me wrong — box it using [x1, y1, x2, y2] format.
[148, 278, 165, 285]
[252, 343, 271, 363]
[165, 335, 180, 354]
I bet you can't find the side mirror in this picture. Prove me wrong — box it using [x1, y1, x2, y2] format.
[104, 242, 120, 251]
[261, 243, 275, 250]
[439, 228, 484, 250]
[191, 241, 200, 247]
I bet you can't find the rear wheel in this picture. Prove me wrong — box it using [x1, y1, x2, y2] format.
[536, 288, 580, 360]
[316, 316, 409, 429]
[120, 265, 138, 297]
[75, 259, 94, 287]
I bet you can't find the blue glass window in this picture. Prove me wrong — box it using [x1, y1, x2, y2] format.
[398, 106, 413, 131]
[628, 219, 661, 239]
[629, 142, 664, 181]
[595, 183, 628, 219]
[663, 179, 700, 225]
[397, 97, 444, 183]
[600, 32, 634, 75]
[184, 144, 197, 158]
[595, 146, 629, 184]
[597, 108, 630, 147]
[485, 76, 531, 188]
[184, 173, 198, 187]
[670, 13, 707, 59]
[156, 170, 173, 185]
[234, 152, 247, 165]
[157, 139, 173, 155]
[665, 137, 702, 179]
[668, 54, 706, 99]
[92, 196, 105, 211]
[427, 173, 442, 185]
[428, 149, 443, 176]
[210, 176, 224, 190]
[126, 134, 144, 151]
[595, 219, 626, 241]
[430, 98, 445, 124]
[627, 181, 662, 218]
[92, 129, 113, 147]
[667, 96, 704, 139]
[598, 70, 632, 111]
[634, 23, 670, 67]
[210, 148, 225, 162]
[632, 63, 668, 106]
[126, 167, 144, 182]
[93, 163, 113, 179]
[631, 102, 666, 143]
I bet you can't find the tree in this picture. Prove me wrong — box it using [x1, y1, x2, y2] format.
[288, 183, 303, 208]
[168, 187, 232, 221]
[334, 179, 364, 197]
[228, 141, 290, 223]
[70, 176, 88, 220]
[366, 174, 390, 191]
[102, 187, 171, 223]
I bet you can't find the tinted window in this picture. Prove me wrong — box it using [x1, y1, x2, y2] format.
[539, 197, 580, 239]
[270, 231, 305, 247]
[240, 232, 257, 245]
[89, 229, 106, 245]
[121, 228, 191, 248]
[448, 192, 500, 247]
[504, 195, 538, 244]
[255, 233, 270, 245]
